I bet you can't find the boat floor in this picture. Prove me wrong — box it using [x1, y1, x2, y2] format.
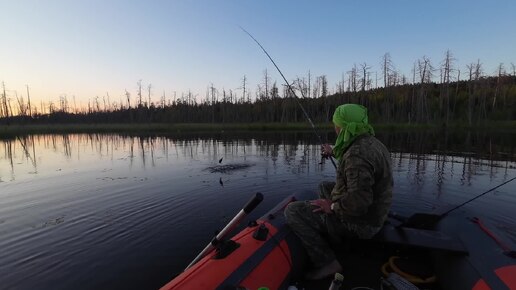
[294, 239, 441, 290]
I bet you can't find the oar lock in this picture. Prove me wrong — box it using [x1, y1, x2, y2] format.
[248, 220, 270, 240]
[211, 222, 270, 260]
[253, 223, 269, 241]
[214, 239, 240, 260]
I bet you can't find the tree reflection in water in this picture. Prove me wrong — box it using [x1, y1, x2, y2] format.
[1, 130, 515, 183]
[0, 130, 515, 290]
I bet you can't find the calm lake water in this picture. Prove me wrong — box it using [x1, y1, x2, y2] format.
[1, 131, 515, 290]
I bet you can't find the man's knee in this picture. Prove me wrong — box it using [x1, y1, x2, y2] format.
[319, 181, 335, 198]
[284, 201, 301, 222]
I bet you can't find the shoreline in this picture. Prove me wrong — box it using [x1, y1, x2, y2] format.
[1, 121, 515, 137]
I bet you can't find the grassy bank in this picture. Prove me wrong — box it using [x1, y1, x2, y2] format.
[0, 123, 330, 136]
[1, 121, 515, 138]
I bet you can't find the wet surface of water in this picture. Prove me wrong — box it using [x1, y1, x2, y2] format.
[1, 131, 515, 290]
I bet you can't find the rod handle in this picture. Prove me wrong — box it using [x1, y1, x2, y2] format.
[243, 192, 264, 213]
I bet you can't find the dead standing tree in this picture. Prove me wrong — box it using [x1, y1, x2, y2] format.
[136, 80, 144, 121]
[26, 85, 32, 117]
[210, 83, 217, 123]
[440, 50, 455, 125]
[1, 82, 10, 121]
[467, 60, 486, 124]
[381, 53, 395, 122]
[148, 84, 153, 122]
[474, 60, 487, 123]
[416, 56, 433, 123]
[307, 70, 312, 99]
[295, 72, 310, 99]
[262, 69, 276, 122]
[124, 89, 134, 122]
[270, 82, 279, 122]
[137, 80, 143, 107]
[241, 75, 247, 104]
[360, 63, 370, 92]
[493, 63, 505, 111]
[147, 84, 152, 108]
[15, 92, 27, 117]
[382, 53, 394, 88]
[346, 64, 358, 102]
[319, 75, 330, 121]
[360, 63, 372, 114]
[337, 72, 346, 95]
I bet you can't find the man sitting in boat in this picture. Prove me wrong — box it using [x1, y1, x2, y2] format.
[285, 103, 393, 280]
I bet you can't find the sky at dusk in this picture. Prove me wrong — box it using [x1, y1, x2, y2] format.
[1, 0, 515, 106]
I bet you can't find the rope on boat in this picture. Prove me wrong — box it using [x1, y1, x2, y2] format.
[381, 256, 436, 285]
[471, 217, 516, 259]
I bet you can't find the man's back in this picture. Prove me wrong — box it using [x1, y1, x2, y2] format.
[331, 134, 393, 228]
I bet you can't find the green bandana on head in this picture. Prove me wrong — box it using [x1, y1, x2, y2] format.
[332, 104, 375, 160]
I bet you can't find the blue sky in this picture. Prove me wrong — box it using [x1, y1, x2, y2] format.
[0, 0, 515, 106]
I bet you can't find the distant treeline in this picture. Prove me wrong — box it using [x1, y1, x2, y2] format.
[2, 58, 516, 126]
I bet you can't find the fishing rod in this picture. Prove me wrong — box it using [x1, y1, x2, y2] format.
[240, 27, 338, 170]
[391, 176, 516, 228]
[439, 175, 516, 219]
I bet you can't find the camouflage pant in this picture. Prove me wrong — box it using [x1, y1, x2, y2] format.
[284, 181, 382, 267]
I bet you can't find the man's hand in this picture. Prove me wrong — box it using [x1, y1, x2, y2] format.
[310, 199, 332, 214]
[321, 144, 333, 158]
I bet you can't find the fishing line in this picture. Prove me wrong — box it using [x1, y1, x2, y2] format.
[240, 26, 338, 170]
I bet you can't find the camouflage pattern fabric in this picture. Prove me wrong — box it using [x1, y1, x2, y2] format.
[284, 134, 393, 267]
[330, 134, 393, 228]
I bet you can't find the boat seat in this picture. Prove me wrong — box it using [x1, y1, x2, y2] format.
[370, 224, 468, 254]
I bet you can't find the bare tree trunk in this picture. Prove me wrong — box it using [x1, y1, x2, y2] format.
[382, 53, 391, 88]
[360, 63, 370, 91]
[107, 93, 111, 112]
[147, 84, 152, 108]
[467, 64, 474, 125]
[242, 75, 247, 104]
[416, 56, 433, 122]
[442, 50, 454, 125]
[137, 80, 142, 107]
[210, 83, 216, 123]
[474, 60, 485, 123]
[222, 89, 226, 123]
[15, 92, 24, 116]
[308, 70, 311, 98]
[2, 82, 9, 120]
[493, 63, 504, 110]
[26, 85, 32, 117]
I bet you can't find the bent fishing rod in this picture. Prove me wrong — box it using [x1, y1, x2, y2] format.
[240, 27, 338, 170]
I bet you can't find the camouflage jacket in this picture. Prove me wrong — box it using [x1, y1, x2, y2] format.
[330, 134, 393, 227]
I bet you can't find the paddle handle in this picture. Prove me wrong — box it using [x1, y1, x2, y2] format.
[185, 193, 264, 270]
[217, 193, 263, 240]
[243, 192, 264, 213]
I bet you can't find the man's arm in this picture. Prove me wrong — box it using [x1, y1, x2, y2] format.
[332, 155, 375, 216]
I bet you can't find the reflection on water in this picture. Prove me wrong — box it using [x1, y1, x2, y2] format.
[1, 133, 331, 183]
[0, 131, 515, 290]
[2, 131, 515, 184]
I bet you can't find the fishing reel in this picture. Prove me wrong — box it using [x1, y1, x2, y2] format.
[319, 146, 334, 165]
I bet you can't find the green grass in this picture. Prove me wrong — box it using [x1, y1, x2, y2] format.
[0, 123, 332, 138]
[1, 121, 515, 138]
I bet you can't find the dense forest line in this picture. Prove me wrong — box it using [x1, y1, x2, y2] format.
[2, 53, 515, 126]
